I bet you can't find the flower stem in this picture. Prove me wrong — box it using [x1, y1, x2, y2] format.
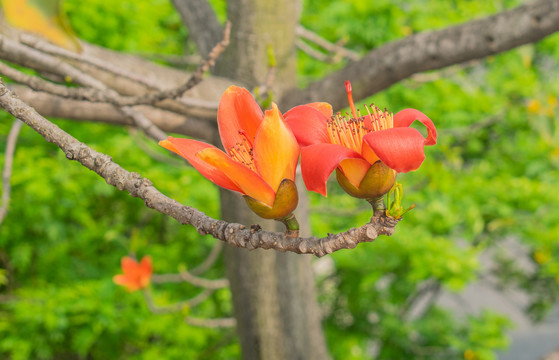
[368, 196, 386, 213]
[280, 213, 299, 237]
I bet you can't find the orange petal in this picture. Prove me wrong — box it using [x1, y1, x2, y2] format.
[197, 148, 276, 207]
[218, 86, 264, 151]
[113, 274, 129, 287]
[253, 103, 300, 192]
[304, 102, 333, 118]
[361, 141, 380, 165]
[159, 137, 242, 193]
[113, 273, 140, 292]
[338, 158, 371, 189]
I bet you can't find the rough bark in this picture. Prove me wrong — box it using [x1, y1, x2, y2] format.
[171, 0, 223, 57]
[11, 86, 217, 141]
[214, 0, 330, 358]
[281, 0, 559, 109]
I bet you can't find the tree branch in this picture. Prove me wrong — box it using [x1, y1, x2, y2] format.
[0, 80, 399, 257]
[1, 22, 230, 108]
[151, 271, 229, 289]
[295, 26, 360, 62]
[190, 241, 223, 276]
[0, 34, 168, 141]
[11, 86, 216, 142]
[19, 33, 161, 90]
[171, 0, 223, 57]
[281, 0, 559, 110]
[185, 316, 236, 328]
[142, 287, 214, 314]
[0, 119, 23, 225]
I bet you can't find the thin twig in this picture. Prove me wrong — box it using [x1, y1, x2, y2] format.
[190, 241, 224, 276]
[185, 316, 236, 328]
[0, 119, 23, 225]
[295, 39, 332, 62]
[151, 271, 229, 289]
[0, 80, 399, 257]
[92, 20, 231, 108]
[128, 128, 185, 167]
[142, 287, 215, 314]
[296, 26, 360, 61]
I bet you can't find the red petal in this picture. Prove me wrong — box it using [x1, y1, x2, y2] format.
[218, 86, 264, 151]
[393, 108, 437, 146]
[284, 104, 330, 146]
[139, 256, 152, 276]
[159, 137, 242, 193]
[253, 104, 299, 192]
[363, 127, 427, 173]
[121, 256, 138, 274]
[301, 143, 364, 196]
[197, 148, 276, 207]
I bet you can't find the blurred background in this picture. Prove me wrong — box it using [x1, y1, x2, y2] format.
[0, 0, 558, 359]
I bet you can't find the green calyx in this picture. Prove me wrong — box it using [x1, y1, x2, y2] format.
[243, 178, 298, 220]
[335, 161, 396, 200]
[385, 182, 415, 219]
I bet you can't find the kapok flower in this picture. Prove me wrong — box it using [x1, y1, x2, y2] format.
[160, 86, 310, 224]
[113, 256, 152, 292]
[285, 81, 437, 200]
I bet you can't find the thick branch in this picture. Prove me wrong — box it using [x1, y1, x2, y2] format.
[0, 34, 167, 141]
[12, 86, 216, 142]
[0, 80, 398, 257]
[1, 23, 230, 108]
[282, 0, 559, 109]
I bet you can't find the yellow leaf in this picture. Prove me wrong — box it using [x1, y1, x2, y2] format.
[1, 0, 81, 52]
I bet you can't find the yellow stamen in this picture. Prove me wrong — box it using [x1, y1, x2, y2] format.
[228, 136, 256, 172]
[327, 103, 394, 154]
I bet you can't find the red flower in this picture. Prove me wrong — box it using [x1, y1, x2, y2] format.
[285, 81, 437, 199]
[160, 86, 312, 220]
[113, 256, 152, 292]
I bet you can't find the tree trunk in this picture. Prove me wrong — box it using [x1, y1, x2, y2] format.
[216, 0, 330, 358]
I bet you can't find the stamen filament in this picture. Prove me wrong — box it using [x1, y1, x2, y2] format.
[228, 138, 256, 172]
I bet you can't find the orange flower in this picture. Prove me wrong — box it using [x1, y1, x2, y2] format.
[160, 86, 311, 221]
[113, 256, 152, 292]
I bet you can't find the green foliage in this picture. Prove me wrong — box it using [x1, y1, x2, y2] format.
[302, 1, 559, 359]
[64, 0, 186, 54]
[2, 0, 559, 359]
[0, 118, 237, 359]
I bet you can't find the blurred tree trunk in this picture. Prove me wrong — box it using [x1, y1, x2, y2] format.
[216, 0, 329, 359]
